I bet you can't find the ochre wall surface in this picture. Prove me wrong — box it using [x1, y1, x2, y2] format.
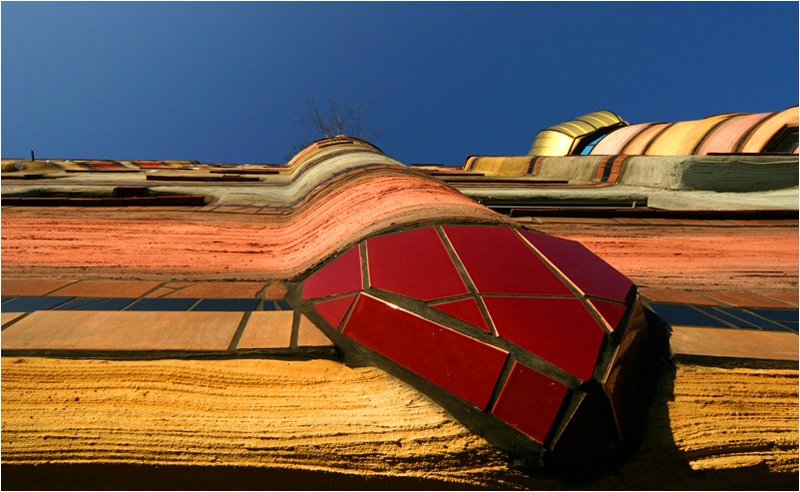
[2, 357, 797, 489]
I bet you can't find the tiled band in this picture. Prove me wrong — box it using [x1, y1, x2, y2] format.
[1, 311, 333, 354]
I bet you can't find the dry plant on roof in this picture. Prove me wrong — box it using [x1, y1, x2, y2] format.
[287, 98, 385, 159]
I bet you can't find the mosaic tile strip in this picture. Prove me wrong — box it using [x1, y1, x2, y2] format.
[670, 325, 798, 361]
[236, 312, 294, 349]
[2, 311, 243, 351]
[2, 296, 75, 312]
[0, 296, 293, 313]
[55, 298, 137, 311]
[297, 315, 334, 347]
[193, 298, 261, 312]
[647, 302, 798, 333]
[127, 298, 199, 311]
[48, 280, 160, 298]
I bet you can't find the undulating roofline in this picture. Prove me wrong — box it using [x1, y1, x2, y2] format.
[529, 106, 799, 157]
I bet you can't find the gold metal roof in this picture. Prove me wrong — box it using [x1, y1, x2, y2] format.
[529, 110, 628, 156]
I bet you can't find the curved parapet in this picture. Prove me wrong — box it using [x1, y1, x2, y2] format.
[245, 138, 512, 276]
[1, 137, 512, 280]
[293, 223, 664, 472]
[529, 110, 628, 157]
[587, 106, 799, 156]
[286, 135, 384, 168]
[738, 106, 799, 153]
[644, 113, 741, 155]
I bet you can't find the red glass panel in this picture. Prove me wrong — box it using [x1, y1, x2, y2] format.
[342, 294, 508, 409]
[521, 230, 633, 303]
[314, 294, 357, 329]
[431, 297, 491, 332]
[367, 227, 468, 301]
[492, 361, 568, 444]
[589, 299, 628, 332]
[442, 225, 571, 296]
[301, 246, 362, 300]
[482, 297, 605, 381]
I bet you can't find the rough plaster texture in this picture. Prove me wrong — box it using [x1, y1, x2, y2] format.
[1, 182, 509, 280]
[620, 156, 799, 191]
[2, 358, 797, 489]
[535, 156, 606, 182]
[534, 222, 798, 291]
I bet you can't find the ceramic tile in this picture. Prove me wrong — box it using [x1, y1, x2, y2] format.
[669, 325, 798, 361]
[1, 312, 26, 326]
[302, 246, 362, 299]
[491, 361, 568, 444]
[143, 287, 175, 298]
[637, 288, 717, 306]
[2, 296, 74, 312]
[263, 301, 294, 311]
[192, 298, 260, 311]
[763, 291, 799, 307]
[126, 298, 198, 311]
[521, 230, 632, 302]
[165, 281, 265, 298]
[647, 303, 729, 328]
[1, 279, 76, 296]
[342, 294, 508, 409]
[749, 308, 799, 324]
[700, 290, 796, 308]
[314, 294, 357, 329]
[264, 281, 288, 299]
[48, 280, 160, 298]
[588, 299, 628, 331]
[55, 298, 136, 311]
[1, 311, 243, 351]
[696, 306, 763, 329]
[367, 227, 468, 301]
[297, 315, 334, 347]
[709, 307, 792, 331]
[165, 282, 195, 289]
[442, 226, 572, 296]
[236, 311, 294, 349]
[483, 296, 604, 381]
[430, 297, 490, 332]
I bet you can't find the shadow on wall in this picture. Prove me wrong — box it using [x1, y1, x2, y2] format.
[589, 361, 799, 491]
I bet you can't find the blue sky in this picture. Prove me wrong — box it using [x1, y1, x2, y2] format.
[2, 2, 798, 165]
